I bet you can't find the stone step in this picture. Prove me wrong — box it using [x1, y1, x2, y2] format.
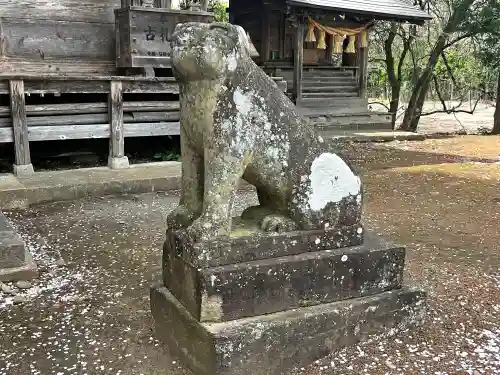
[311, 112, 393, 132]
[297, 97, 368, 111]
[151, 284, 427, 375]
[302, 92, 359, 98]
[163, 231, 405, 323]
[302, 85, 358, 93]
[299, 106, 369, 116]
[310, 112, 393, 125]
[301, 78, 358, 86]
[317, 122, 394, 133]
[302, 70, 355, 77]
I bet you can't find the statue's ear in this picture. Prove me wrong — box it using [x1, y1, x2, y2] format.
[231, 25, 251, 57]
[221, 23, 250, 56]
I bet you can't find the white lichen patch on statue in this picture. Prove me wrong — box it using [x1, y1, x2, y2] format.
[233, 88, 252, 115]
[307, 153, 361, 211]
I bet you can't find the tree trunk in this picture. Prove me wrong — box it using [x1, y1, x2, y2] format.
[400, 0, 476, 131]
[384, 23, 411, 129]
[389, 86, 401, 128]
[492, 71, 500, 135]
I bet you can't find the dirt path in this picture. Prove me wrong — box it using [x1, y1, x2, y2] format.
[0, 136, 499, 375]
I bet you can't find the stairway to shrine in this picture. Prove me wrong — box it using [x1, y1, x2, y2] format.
[295, 70, 394, 133]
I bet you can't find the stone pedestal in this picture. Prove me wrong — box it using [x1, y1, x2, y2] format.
[150, 223, 426, 375]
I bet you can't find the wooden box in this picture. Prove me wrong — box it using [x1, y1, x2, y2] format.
[115, 7, 213, 68]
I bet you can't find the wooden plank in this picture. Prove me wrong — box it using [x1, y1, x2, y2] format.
[260, 3, 271, 62]
[0, 111, 180, 127]
[0, 80, 8, 94]
[0, 128, 13, 143]
[0, 101, 180, 117]
[0, 73, 178, 81]
[131, 56, 172, 68]
[0, 0, 120, 24]
[109, 81, 125, 159]
[28, 125, 110, 141]
[293, 20, 304, 102]
[26, 122, 180, 141]
[0, 80, 179, 94]
[127, 111, 180, 122]
[124, 122, 180, 137]
[20, 81, 109, 95]
[9, 80, 31, 165]
[0, 113, 110, 127]
[124, 101, 179, 112]
[0, 58, 117, 75]
[1, 18, 115, 60]
[121, 81, 179, 93]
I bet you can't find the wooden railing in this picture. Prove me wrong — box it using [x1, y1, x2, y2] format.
[0, 74, 287, 176]
[0, 74, 180, 175]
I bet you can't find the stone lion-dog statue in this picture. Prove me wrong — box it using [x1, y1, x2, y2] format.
[167, 22, 363, 243]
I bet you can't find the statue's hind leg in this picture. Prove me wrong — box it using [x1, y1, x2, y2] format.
[241, 188, 298, 233]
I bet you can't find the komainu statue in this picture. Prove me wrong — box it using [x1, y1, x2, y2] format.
[167, 22, 363, 242]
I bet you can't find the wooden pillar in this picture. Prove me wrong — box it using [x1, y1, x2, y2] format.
[293, 19, 305, 104]
[326, 33, 334, 64]
[261, 3, 271, 63]
[358, 32, 369, 99]
[9, 80, 34, 177]
[108, 81, 129, 169]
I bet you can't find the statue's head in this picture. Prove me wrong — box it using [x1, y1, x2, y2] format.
[170, 22, 251, 81]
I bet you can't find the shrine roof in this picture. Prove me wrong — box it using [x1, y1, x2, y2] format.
[287, 0, 432, 24]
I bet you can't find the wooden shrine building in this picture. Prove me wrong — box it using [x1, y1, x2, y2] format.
[230, 0, 431, 129]
[0, 0, 430, 176]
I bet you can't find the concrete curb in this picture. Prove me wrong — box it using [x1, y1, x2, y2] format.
[0, 162, 183, 210]
[0, 132, 442, 210]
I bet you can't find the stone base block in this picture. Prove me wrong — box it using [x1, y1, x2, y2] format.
[0, 211, 38, 282]
[0, 251, 38, 282]
[164, 232, 406, 323]
[13, 163, 35, 178]
[108, 156, 130, 169]
[151, 284, 427, 375]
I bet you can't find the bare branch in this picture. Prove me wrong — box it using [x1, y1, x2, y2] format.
[368, 101, 390, 111]
[440, 52, 458, 87]
[433, 74, 450, 112]
[443, 32, 475, 50]
[421, 92, 482, 116]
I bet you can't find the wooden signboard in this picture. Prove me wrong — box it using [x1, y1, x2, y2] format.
[115, 7, 213, 69]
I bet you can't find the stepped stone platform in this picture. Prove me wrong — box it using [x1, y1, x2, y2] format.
[151, 223, 427, 375]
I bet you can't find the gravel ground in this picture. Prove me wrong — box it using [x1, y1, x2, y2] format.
[0, 135, 499, 375]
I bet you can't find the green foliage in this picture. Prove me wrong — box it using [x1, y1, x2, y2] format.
[210, 1, 229, 22]
[178, 0, 228, 22]
[153, 152, 181, 161]
[368, 0, 500, 104]
[473, 2, 500, 71]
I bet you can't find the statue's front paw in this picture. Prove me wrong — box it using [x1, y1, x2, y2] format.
[167, 205, 196, 230]
[185, 218, 222, 243]
[261, 214, 298, 234]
